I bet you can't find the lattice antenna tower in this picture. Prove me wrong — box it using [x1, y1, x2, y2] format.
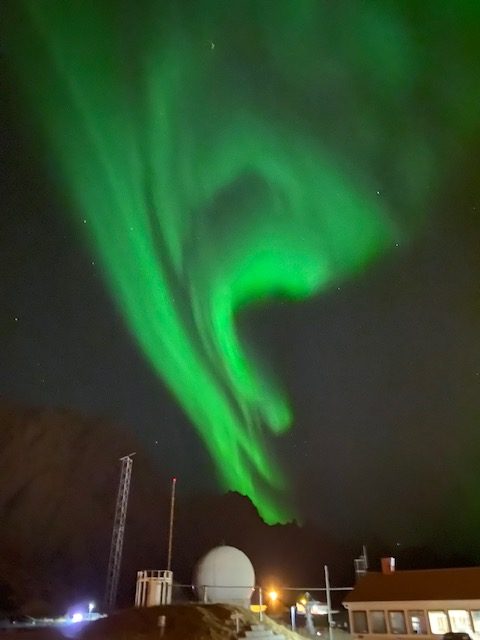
[104, 452, 136, 611]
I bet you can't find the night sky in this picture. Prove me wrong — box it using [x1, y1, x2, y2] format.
[2, 1, 480, 559]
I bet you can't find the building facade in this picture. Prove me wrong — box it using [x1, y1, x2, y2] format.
[343, 563, 480, 640]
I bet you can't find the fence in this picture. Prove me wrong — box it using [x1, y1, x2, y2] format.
[141, 567, 353, 636]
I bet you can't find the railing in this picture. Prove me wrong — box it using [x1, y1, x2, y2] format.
[135, 569, 173, 607]
[161, 579, 353, 634]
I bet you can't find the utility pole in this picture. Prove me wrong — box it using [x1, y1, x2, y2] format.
[166, 477, 176, 572]
[104, 453, 135, 611]
[325, 565, 333, 640]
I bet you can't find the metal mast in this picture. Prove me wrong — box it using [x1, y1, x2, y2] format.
[104, 452, 135, 611]
[166, 477, 177, 572]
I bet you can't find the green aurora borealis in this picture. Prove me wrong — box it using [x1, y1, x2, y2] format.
[5, 1, 480, 523]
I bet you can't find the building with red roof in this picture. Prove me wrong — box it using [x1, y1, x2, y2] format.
[343, 558, 480, 640]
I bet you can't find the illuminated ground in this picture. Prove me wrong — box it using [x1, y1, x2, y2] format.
[0, 605, 308, 640]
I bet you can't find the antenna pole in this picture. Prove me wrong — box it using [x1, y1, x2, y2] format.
[167, 477, 177, 572]
[362, 544, 369, 569]
[104, 453, 135, 611]
[325, 565, 333, 640]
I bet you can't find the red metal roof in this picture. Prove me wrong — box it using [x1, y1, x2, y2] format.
[344, 568, 480, 603]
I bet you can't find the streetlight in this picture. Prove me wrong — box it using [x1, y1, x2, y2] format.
[88, 602, 95, 619]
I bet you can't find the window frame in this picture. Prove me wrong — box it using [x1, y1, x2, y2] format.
[370, 610, 387, 634]
[407, 610, 428, 635]
[447, 609, 474, 634]
[388, 610, 407, 635]
[352, 610, 369, 634]
[471, 610, 480, 633]
[428, 610, 450, 635]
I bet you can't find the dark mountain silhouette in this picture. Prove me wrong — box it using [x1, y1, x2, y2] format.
[1, 399, 475, 619]
[0, 400, 170, 613]
[0, 400, 350, 615]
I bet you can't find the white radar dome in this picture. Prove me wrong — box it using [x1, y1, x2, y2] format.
[194, 545, 255, 605]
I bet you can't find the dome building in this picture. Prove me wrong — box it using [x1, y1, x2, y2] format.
[194, 545, 255, 606]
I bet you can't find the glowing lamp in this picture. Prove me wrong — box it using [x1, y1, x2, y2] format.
[250, 604, 267, 613]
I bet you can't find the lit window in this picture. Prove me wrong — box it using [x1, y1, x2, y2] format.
[389, 611, 407, 634]
[371, 611, 387, 634]
[448, 610, 473, 634]
[353, 611, 369, 634]
[428, 611, 449, 634]
[408, 611, 428, 634]
[471, 611, 480, 633]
